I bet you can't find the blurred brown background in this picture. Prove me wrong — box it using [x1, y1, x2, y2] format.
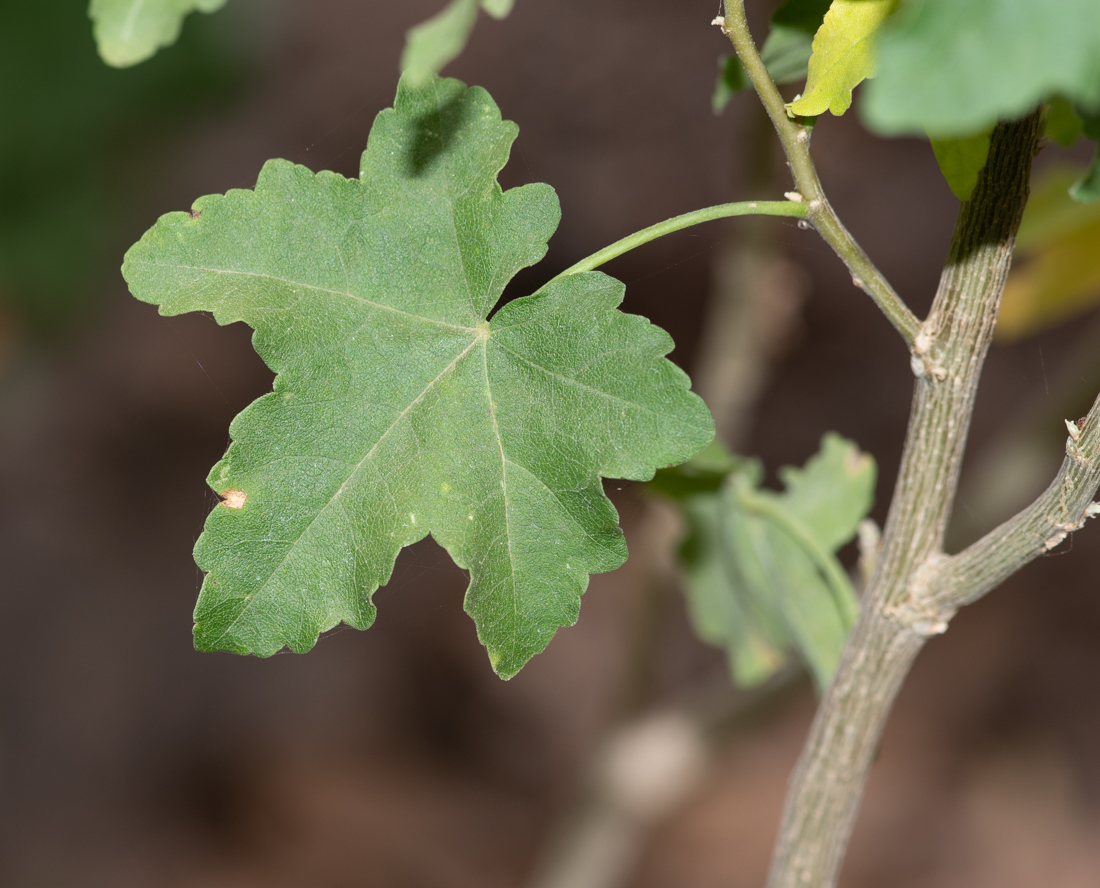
[1, 1, 1100, 885]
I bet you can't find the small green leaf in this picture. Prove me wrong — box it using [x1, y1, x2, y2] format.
[998, 166, 1100, 340]
[759, 0, 832, 84]
[1069, 106, 1100, 203]
[401, 0, 515, 86]
[656, 435, 874, 690]
[774, 431, 876, 552]
[771, 0, 834, 35]
[731, 490, 850, 690]
[713, 54, 750, 115]
[89, 0, 227, 67]
[401, 0, 479, 86]
[123, 76, 713, 678]
[479, 0, 513, 18]
[929, 128, 992, 202]
[863, 0, 1100, 136]
[1045, 96, 1084, 147]
[787, 0, 899, 118]
[760, 27, 815, 85]
[1070, 156, 1100, 204]
[679, 496, 788, 687]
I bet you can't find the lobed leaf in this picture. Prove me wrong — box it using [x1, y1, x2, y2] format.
[89, 0, 227, 67]
[655, 434, 874, 690]
[787, 0, 898, 119]
[862, 0, 1100, 136]
[123, 76, 713, 678]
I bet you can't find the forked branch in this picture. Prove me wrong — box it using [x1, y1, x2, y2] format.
[751, 98, 1048, 888]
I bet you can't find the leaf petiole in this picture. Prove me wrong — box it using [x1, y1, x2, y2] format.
[551, 199, 807, 282]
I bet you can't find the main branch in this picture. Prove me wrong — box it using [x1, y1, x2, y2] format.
[766, 110, 1044, 888]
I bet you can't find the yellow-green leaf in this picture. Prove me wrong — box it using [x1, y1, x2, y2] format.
[997, 167, 1100, 340]
[787, 0, 899, 118]
[929, 128, 992, 201]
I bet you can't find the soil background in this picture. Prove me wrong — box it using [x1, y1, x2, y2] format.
[2, 1, 1100, 886]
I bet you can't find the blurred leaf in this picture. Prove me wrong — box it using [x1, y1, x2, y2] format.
[0, 0, 242, 334]
[679, 495, 789, 687]
[760, 28, 814, 85]
[479, 0, 513, 17]
[771, 0, 835, 34]
[773, 431, 877, 552]
[998, 167, 1100, 340]
[863, 0, 1100, 136]
[929, 128, 992, 201]
[89, 0, 228, 67]
[401, 0, 514, 86]
[651, 439, 750, 498]
[1069, 106, 1100, 203]
[123, 76, 713, 678]
[713, 54, 749, 115]
[1070, 156, 1100, 203]
[760, 0, 832, 84]
[787, 0, 899, 118]
[655, 434, 874, 690]
[1045, 95, 1084, 147]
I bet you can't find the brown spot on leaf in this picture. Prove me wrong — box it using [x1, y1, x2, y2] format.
[220, 489, 247, 509]
[188, 208, 201, 221]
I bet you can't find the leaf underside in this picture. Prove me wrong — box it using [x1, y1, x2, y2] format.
[123, 76, 713, 678]
[89, 0, 227, 67]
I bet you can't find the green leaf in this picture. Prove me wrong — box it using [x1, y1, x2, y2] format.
[713, 54, 749, 115]
[773, 431, 876, 552]
[760, 28, 815, 85]
[479, 0, 513, 18]
[862, 0, 1100, 136]
[89, 0, 227, 67]
[730, 487, 850, 690]
[401, 0, 515, 86]
[787, 0, 899, 118]
[1045, 96, 1084, 148]
[998, 166, 1100, 340]
[771, 0, 834, 35]
[123, 76, 713, 678]
[929, 128, 992, 202]
[759, 0, 832, 85]
[655, 435, 874, 690]
[679, 495, 788, 687]
[1069, 106, 1100, 204]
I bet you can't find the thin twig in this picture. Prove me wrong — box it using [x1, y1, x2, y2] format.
[719, 0, 921, 348]
[934, 389, 1100, 611]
